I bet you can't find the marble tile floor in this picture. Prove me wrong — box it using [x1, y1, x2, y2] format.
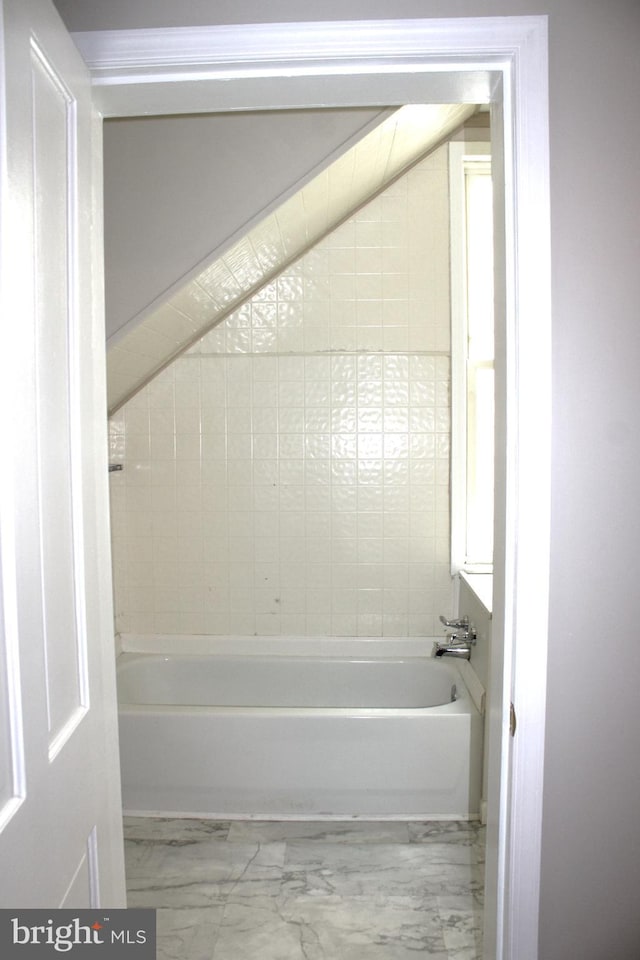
[124, 817, 485, 960]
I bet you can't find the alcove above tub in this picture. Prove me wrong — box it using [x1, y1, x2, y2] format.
[106, 103, 476, 414]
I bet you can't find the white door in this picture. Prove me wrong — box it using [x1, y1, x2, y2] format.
[0, 0, 125, 906]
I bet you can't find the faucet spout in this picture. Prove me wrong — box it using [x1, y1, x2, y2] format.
[435, 646, 472, 660]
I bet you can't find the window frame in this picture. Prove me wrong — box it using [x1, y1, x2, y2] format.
[449, 140, 494, 576]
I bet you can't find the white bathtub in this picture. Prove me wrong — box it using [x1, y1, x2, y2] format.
[116, 636, 483, 820]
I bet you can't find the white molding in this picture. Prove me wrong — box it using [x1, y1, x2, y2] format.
[89, 70, 492, 120]
[499, 18, 551, 960]
[449, 141, 489, 578]
[449, 140, 469, 578]
[78, 18, 551, 960]
[72, 18, 513, 117]
[75, 18, 537, 73]
[449, 141, 493, 578]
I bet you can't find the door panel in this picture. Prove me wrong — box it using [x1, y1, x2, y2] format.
[32, 37, 89, 759]
[0, 0, 125, 907]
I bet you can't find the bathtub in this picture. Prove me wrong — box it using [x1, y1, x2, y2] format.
[116, 636, 484, 820]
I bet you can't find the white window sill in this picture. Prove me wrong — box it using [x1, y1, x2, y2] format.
[459, 570, 493, 615]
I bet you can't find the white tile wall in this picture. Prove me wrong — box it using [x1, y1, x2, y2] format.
[109, 146, 454, 638]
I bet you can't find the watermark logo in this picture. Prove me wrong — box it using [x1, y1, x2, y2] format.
[0, 910, 155, 957]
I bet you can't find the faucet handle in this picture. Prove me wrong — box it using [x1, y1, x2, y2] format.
[439, 614, 469, 630]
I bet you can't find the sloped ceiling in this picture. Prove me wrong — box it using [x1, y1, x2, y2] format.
[103, 108, 391, 339]
[107, 102, 475, 414]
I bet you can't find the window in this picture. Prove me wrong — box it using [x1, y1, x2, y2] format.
[450, 142, 494, 573]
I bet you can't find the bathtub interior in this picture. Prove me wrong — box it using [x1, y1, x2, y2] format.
[117, 653, 466, 710]
[117, 634, 486, 713]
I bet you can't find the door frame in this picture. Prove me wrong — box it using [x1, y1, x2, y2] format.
[74, 17, 551, 958]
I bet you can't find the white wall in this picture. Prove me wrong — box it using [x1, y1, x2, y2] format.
[56, 0, 640, 955]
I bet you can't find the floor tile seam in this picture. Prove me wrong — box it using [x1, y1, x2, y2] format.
[204, 910, 226, 959]
[123, 817, 233, 830]
[272, 892, 447, 908]
[280, 838, 440, 849]
[126, 871, 483, 893]
[227, 840, 417, 851]
[132, 874, 482, 894]
[225, 833, 414, 844]
[129, 873, 287, 893]
[233, 883, 471, 905]
[278, 856, 481, 873]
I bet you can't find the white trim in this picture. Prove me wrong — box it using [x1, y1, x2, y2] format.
[449, 140, 468, 577]
[75, 19, 529, 74]
[0, 0, 27, 829]
[72, 18, 512, 117]
[499, 20, 551, 960]
[90, 70, 492, 120]
[80, 18, 551, 960]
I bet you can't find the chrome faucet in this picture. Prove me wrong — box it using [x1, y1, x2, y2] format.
[435, 615, 477, 660]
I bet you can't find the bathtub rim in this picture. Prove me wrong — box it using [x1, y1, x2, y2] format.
[118, 632, 437, 658]
[118, 700, 472, 720]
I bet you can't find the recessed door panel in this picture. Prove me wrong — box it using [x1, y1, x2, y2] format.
[31, 42, 88, 757]
[59, 826, 100, 908]
[0, 572, 24, 827]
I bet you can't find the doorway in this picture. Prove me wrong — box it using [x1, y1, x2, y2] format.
[78, 17, 551, 959]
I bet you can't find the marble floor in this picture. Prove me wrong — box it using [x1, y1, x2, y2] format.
[124, 817, 485, 960]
